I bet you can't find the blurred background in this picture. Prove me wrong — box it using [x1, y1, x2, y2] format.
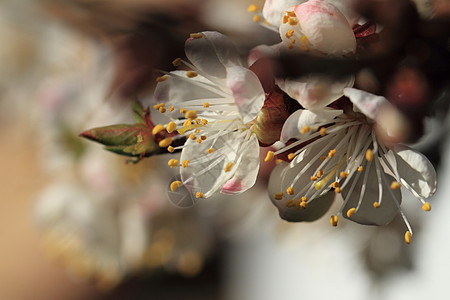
[0, 0, 449, 299]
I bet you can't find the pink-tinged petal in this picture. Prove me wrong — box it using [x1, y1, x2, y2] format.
[222, 135, 260, 194]
[342, 160, 401, 226]
[392, 145, 437, 198]
[185, 31, 242, 80]
[294, 0, 356, 55]
[278, 75, 354, 109]
[263, 0, 306, 27]
[248, 43, 281, 66]
[343, 88, 388, 120]
[280, 108, 342, 142]
[226, 66, 266, 123]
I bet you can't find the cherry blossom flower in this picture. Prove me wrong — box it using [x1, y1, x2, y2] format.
[153, 31, 265, 199]
[267, 88, 436, 243]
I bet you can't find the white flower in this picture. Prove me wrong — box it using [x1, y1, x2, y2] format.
[250, 0, 357, 109]
[268, 88, 436, 243]
[154, 31, 265, 198]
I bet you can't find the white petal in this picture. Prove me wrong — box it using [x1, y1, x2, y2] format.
[222, 135, 260, 194]
[344, 88, 388, 120]
[262, 0, 305, 27]
[226, 66, 266, 123]
[393, 145, 437, 198]
[185, 31, 242, 80]
[342, 160, 401, 225]
[294, 0, 356, 55]
[280, 108, 342, 142]
[326, 0, 360, 26]
[248, 43, 281, 66]
[278, 75, 354, 109]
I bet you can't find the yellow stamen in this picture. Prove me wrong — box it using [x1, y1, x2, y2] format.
[183, 120, 192, 127]
[152, 124, 165, 135]
[330, 215, 338, 227]
[170, 181, 182, 192]
[153, 103, 165, 110]
[373, 201, 380, 208]
[195, 129, 201, 134]
[422, 202, 431, 211]
[207, 148, 214, 154]
[390, 181, 401, 190]
[340, 171, 349, 178]
[328, 149, 336, 158]
[196, 192, 204, 198]
[320, 156, 326, 161]
[287, 11, 296, 17]
[274, 192, 283, 200]
[276, 159, 283, 165]
[196, 138, 202, 143]
[167, 146, 174, 153]
[314, 158, 346, 190]
[203, 102, 210, 108]
[158, 137, 172, 148]
[224, 162, 233, 172]
[189, 133, 196, 140]
[331, 181, 340, 189]
[253, 15, 261, 22]
[190, 33, 204, 39]
[286, 199, 294, 208]
[347, 208, 356, 218]
[172, 58, 181, 66]
[185, 110, 198, 119]
[334, 187, 341, 193]
[365, 149, 374, 161]
[159, 107, 166, 113]
[291, 39, 296, 44]
[264, 151, 275, 162]
[288, 153, 295, 160]
[180, 108, 187, 114]
[247, 4, 258, 12]
[156, 75, 167, 82]
[186, 71, 198, 78]
[285, 29, 294, 39]
[317, 170, 324, 178]
[166, 121, 177, 133]
[405, 231, 412, 244]
[168, 159, 179, 168]
[287, 187, 294, 195]
[310, 176, 317, 181]
[320, 127, 327, 136]
[287, 44, 294, 50]
[357, 166, 363, 172]
[202, 119, 208, 125]
[182, 160, 189, 168]
[288, 18, 298, 25]
[301, 196, 307, 202]
[300, 201, 307, 208]
[282, 15, 289, 24]
[301, 125, 310, 134]
[169, 106, 174, 112]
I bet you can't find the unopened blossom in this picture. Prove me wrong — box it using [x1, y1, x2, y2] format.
[154, 31, 265, 198]
[268, 88, 436, 243]
[249, 0, 357, 109]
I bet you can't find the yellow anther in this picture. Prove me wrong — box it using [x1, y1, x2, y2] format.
[172, 58, 182, 66]
[203, 102, 210, 108]
[196, 138, 202, 143]
[340, 171, 349, 178]
[287, 44, 294, 50]
[189, 133, 196, 140]
[169, 106, 174, 112]
[291, 39, 296, 44]
[320, 127, 327, 136]
[310, 176, 317, 181]
[320, 156, 326, 161]
[347, 208, 356, 218]
[276, 159, 283, 165]
[357, 166, 364, 172]
[168, 159, 179, 168]
[186, 71, 198, 78]
[422, 202, 431, 211]
[301, 125, 310, 134]
[167, 146, 174, 153]
[282, 15, 289, 24]
[156, 75, 167, 82]
[301, 196, 307, 202]
[194, 119, 200, 125]
[166, 121, 177, 133]
[373, 201, 380, 208]
[288, 153, 295, 160]
[331, 181, 340, 189]
[185, 110, 198, 119]
[285, 29, 294, 39]
[158, 137, 173, 148]
[334, 187, 341, 193]
[190, 33, 204, 39]
[390, 181, 401, 190]
[201, 136, 207, 140]
[247, 4, 258, 12]
[365, 149, 374, 161]
[152, 124, 165, 135]
[195, 129, 200, 134]
[287, 11, 296, 17]
[196, 192, 204, 198]
[405, 231, 412, 244]
[294, 198, 300, 210]
[224, 162, 233, 172]
[183, 120, 192, 127]
[201, 119, 208, 125]
[287, 187, 294, 195]
[159, 107, 166, 113]
[182, 160, 189, 168]
[153, 103, 165, 110]
[170, 181, 182, 192]
[253, 15, 261, 22]
[317, 170, 324, 178]
[300, 201, 307, 208]
[180, 108, 187, 114]
[330, 215, 338, 227]
[274, 192, 283, 200]
[288, 18, 298, 25]
[328, 149, 336, 158]
[207, 148, 214, 154]
[286, 199, 294, 208]
[264, 151, 275, 162]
